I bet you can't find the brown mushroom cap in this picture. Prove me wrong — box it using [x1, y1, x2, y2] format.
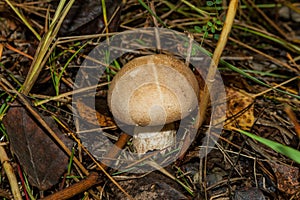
[107, 54, 200, 126]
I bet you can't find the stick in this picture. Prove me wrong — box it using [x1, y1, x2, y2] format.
[194, 0, 239, 129]
[0, 146, 22, 200]
[41, 172, 100, 200]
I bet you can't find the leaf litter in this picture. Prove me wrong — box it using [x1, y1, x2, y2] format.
[0, 0, 300, 199]
[2, 105, 73, 191]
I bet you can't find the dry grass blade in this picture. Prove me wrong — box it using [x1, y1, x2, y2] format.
[5, 43, 34, 60]
[0, 76, 89, 176]
[252, 76, 300, 98]
[2, 77, 133, 199]
[2, 0, 300, 199]
[194, 0, 239, 129]
[146, 161, 194, 196]
[34, 82, 109, 106]
[101, 0, 109, 35]
[0, 146, 22, 200]
[0, 44, 3, 61]
[285, 105, 300, 138]
[246, 0, 289, 40]
[22, 0, 75, 95]
[229, 37, 297, 73]
[4, 0, 41, 40]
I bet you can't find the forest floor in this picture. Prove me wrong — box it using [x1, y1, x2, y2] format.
[0, 0, 300, 199]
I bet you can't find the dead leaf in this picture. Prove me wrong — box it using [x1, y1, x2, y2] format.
[2, 106, 72, 190]
[269, 162, 300, 195]
[284, 105, 300, 138]
[234, 187, 266, 200]
[76, 98, 117, 129]
[58, 0, 122, 36]
[225, 87, 255, 130]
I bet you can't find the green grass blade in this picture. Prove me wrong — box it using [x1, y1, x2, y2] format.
[21, 0, 75, 94]
[233, 25, 300, 54]
[181, 0, 211, 17]
[67, 147, 75, 175]
[194, 46, 300, 100]
[138, 0, 167, 27]
[235, 128, 300, 164]
[220, 59, 300, 100]
[4, 0, 41, 40]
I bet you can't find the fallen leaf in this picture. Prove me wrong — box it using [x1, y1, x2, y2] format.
[225, 87, 255, 130]
[76, 97, 117, 129]
[234, 187, 265, 200]
[284, 105, 300, 138]
[269, 162, 300, 195]
[3, 106, 72, 190]
[58, 0, 122, 36]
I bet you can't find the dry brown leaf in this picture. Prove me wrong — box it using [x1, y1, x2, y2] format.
[224, 87, 255, 130]
[58, 0, 122, 36]
[3, 106, 72, 190]
[269, 162, 300, 195]
[234, 187, 265, 200]
[76, 98, 116, 129]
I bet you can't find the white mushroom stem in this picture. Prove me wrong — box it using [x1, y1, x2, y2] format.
[132, 123, 176, 154]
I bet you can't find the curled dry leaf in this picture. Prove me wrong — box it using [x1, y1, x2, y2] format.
[3, 106, 72, 190]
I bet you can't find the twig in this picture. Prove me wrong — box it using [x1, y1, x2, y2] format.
[100, 133, 131, 169]
[285, 105, 300, 138]
[194, 2, 238, 197]
[194, 0, 239, 129]
[247, 0, 289, 40]
[41, 172, 100, 200]
[0, 77, 89, 176]
[229, 37, 297, 73]
[73, 138, 134, 200]
[1, 77, 133, 199]
[0, 146, 22, 200]
[22, 0, 75, 95]
[4, 0, 41, 40]
[252, 76, 300, 98]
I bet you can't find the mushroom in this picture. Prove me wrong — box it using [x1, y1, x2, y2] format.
[107, 54, 200, 154]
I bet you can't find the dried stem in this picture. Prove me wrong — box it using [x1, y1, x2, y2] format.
[194, 0, 239, 129]
[0, 146, 22, 200]
[41, 172, 100, 200]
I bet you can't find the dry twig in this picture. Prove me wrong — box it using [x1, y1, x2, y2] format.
[0, 146, 22, 200]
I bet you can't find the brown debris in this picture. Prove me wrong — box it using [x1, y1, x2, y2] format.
[269, 162, 300, 195]
[2, 106, 72, 190]
[41, 172, 101, 200]
[225, 87, 255, 130]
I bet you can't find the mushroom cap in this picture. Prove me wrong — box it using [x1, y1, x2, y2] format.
[107, 54, 200, 126]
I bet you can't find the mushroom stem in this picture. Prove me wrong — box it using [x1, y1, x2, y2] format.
[132, 123, 176, 154]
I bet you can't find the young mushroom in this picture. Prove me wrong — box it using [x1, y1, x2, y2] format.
[107, 54, 200, 154]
